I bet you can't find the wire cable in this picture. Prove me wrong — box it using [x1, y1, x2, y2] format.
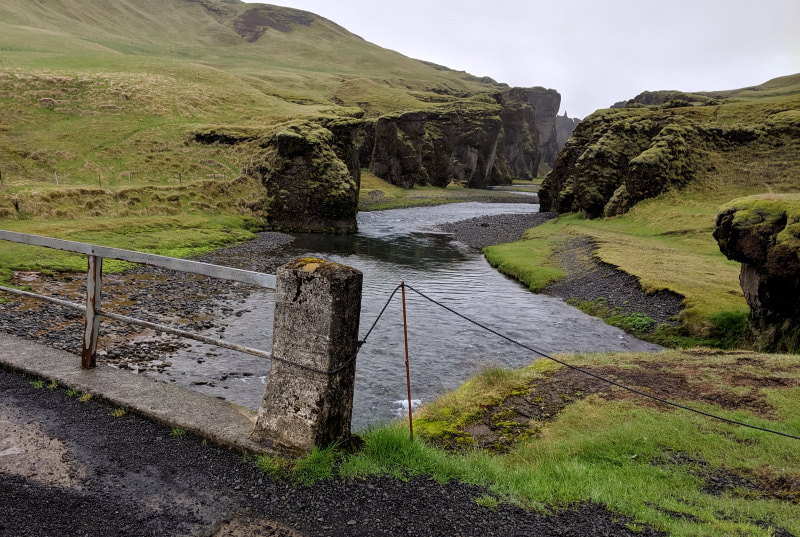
[403, 283, 800, 441]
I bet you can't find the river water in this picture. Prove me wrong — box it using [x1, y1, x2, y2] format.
[153, 202, 661, 430]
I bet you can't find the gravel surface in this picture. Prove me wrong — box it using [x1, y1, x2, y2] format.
[438, 212, 557, 249]
[545, 237, 684, 326]
[0, 232, 294, 372]
[0, 367, 666, 537]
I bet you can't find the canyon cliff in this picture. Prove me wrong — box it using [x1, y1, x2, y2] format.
[196, 86, 562, 231]
[715, 196, 800, 352]
[540, 77, 800, 218]
[368, 87, 561, 189]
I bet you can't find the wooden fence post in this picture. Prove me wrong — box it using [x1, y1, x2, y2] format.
[81, 255, 103, 368]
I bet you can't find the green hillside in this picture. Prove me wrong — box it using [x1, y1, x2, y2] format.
[0, 0, 502, 186]
[489, 74, 800, 348]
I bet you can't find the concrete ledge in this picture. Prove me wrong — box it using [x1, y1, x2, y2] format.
[0, 333, 278, 455]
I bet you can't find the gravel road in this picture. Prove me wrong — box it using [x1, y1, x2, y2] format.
[0, 367, 665, 537]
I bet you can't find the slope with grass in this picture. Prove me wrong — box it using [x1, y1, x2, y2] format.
[0, 0, 564, 191]
[268, 349, 800, 537]
[0, 0, 561, 278]
[487, 75, 800, 347]
[0, 0, 502, 185]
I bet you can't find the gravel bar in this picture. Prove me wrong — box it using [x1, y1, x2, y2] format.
[438, 212, 557, 249]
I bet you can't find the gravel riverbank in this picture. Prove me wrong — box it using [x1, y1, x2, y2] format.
[437, 212, 557, 249]
[0, 232, 295, 372]
[439, 213, 683, 326]
[546, 237, 684, 326]
[0, 367, 665, 537]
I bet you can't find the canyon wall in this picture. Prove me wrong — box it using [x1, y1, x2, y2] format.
[714, 196, 800, 352]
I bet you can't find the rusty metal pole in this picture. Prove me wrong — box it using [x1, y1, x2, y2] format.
[401, 282, 414, 440]
[81, 255, 103, 368]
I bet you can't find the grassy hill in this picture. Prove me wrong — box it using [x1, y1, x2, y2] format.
[0, 0, 521, 280]
[0, 0, 504, 187]
[487, 74, 800, 348]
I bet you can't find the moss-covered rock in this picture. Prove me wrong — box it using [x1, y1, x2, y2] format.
[369, 106, 505, 188]
[541, 95, 798, 218]
[624, 123, 699, 209]
[368, 87, 559, 189]
[714, 195, 800, 352]
[252, 122, 359, 232]
[540, 110, 661, 217]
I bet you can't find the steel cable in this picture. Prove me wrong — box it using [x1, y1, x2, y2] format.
[403, 283, 800, 441]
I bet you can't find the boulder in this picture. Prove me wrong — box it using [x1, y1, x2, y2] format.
[714, 195, 800, 352]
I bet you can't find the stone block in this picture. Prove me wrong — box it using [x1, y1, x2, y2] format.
[254, 258, 363, 451]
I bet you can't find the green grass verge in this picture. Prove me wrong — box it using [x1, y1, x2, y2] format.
[483, 238, 564, 292]
[294, 350, 800, 537]
[0, 213, 262, 285]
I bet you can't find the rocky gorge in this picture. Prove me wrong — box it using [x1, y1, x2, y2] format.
[195, 87, 570, 232]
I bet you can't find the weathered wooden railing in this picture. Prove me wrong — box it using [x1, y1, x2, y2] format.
[0, 230, 364, 451]
[0, 230, 276, 368]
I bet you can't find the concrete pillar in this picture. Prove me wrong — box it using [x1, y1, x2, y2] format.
[254, 258, 363, 451]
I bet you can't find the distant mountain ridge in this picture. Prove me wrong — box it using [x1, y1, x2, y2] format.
[0, 0, 496, 98]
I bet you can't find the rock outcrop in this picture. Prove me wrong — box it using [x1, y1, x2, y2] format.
[368, 87, 560, 189]
[555, 111, 580, 154]
[252, 123, 359, 233]
[542, 77, 800, 219]
[714, 195, 800, 352]
[540, 106, 798, 218]
[369, 106, 506, 189]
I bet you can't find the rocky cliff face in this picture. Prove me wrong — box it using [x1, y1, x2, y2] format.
[507, 87, 561, 169]
[714, 196, 800, 352]
[367, 87, 560, 189]
[555, 111, 581, 154]
[369, 107, 506, 189]
[540, 104, 798, 218]
[194, 87, 562, 232]
[542, 77, 800, 219]
[252, 123, 359, 233]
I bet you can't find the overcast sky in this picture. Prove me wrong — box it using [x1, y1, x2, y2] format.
[248, 0, 799, 118]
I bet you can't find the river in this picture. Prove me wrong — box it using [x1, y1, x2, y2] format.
[152, 202, 662, 430]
